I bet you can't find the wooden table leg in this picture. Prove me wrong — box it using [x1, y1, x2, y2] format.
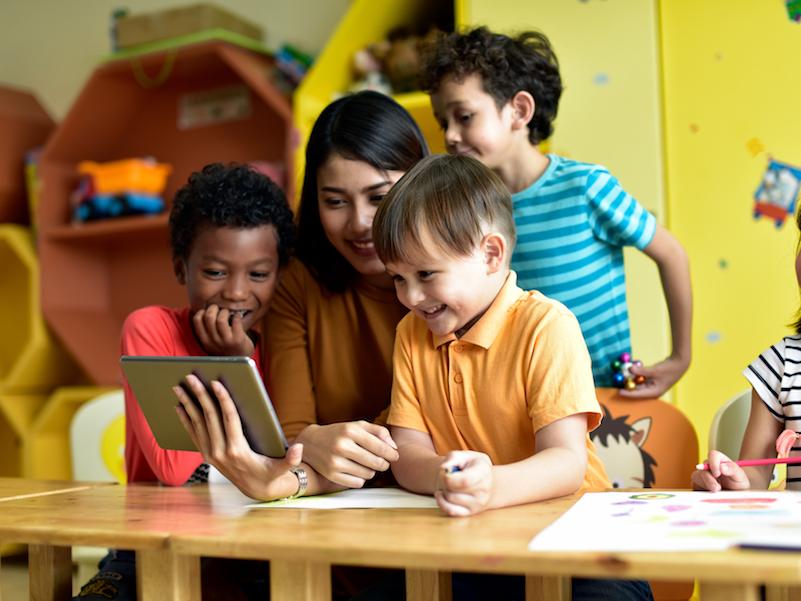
[699, 582, 760, 601]
[136, 549, 200, 601]
[406, 569, 452, 601]
[29, 544, 71, 601]
[525, 575, 570, 601]
[270, 559, 330, 601]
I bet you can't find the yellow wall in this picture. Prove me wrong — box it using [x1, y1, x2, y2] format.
[661, 1, 801, 452]
[467, 0, 670, 385]
[5, 0, 798, 455]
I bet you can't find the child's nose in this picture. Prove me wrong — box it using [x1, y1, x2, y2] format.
[445, 125, 461, 148]
[405, 285, 426, 307]
[223, 275, 249, 300]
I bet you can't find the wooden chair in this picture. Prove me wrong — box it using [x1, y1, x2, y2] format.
[593, 388, 699, 601]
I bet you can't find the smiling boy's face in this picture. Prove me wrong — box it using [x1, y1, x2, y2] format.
[431, 73, 518, 171]
[174, 224, 279, 334]
[385, 227, 502, 338]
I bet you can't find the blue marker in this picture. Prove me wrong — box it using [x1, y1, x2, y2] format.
[443, 465, 462, 474]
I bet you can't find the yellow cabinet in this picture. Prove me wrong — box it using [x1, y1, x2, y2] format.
[292, 0, 469, 194]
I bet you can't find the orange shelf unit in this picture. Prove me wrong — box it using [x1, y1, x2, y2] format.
[0, 86, 54, 224]
[38, 40, 294, 385]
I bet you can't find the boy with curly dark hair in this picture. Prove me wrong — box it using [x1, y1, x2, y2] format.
[76, 163, 296, 601]
[421, 27, 692, 397]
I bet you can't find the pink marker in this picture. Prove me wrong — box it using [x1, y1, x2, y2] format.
[696, 457, 801, 471]
[696, 429, 801, 470]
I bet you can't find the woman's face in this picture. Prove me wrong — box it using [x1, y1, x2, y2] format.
[317, 154, 405, 278]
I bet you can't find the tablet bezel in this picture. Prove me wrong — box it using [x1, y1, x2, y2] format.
[120, 355, 287, 458]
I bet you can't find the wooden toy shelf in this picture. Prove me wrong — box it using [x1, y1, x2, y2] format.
[38, 40, 294, 384]
[45, 213, 169, 242]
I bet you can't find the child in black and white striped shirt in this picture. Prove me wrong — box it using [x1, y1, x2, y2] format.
[693, 210, 801, 492]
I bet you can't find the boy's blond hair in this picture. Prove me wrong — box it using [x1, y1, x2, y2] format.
[373, 154, 516, 265]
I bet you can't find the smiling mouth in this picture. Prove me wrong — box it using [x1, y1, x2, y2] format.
[349, 239, 377, 256]
[226, 308, 251, 324]
[451, 146, 475, 156]
[420, 305, 446, 319]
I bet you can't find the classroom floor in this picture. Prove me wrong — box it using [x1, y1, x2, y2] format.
[1, 552, 83, 600]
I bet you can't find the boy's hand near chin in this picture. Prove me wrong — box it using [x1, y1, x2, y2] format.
[435, 450, 493, 517]
[192, 305, 255, 356]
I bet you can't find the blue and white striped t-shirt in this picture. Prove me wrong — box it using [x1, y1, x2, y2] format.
[511, 154, 657, 386]
[743, 335, 801, 491]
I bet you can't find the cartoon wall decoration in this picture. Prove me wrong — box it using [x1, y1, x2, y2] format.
[753, 158, 801, 228]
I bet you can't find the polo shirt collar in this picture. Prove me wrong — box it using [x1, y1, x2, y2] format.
[433, 271, 525, 349]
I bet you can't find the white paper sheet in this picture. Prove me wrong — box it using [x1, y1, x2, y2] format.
[528, 490, 801, 552]
[249, 487, 438, 509]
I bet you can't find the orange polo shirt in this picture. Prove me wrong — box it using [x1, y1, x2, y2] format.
[387, 271, 610, 493]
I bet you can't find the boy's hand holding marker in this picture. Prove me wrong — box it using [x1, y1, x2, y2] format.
[435, 451, 494, 517]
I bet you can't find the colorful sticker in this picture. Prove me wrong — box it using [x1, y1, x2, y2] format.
[753, 158, 801, 228]
[787, 0, 801, 22]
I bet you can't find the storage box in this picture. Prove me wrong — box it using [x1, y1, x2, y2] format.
[78, 159, 172, 195]
[115, 3, 263, 49]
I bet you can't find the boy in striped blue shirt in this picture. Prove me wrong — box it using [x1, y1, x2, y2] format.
[420, 27, 692, 395]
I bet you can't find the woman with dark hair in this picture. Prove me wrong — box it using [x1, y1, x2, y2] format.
[269, 91, 429, 488]
[177, 91, 429, 498]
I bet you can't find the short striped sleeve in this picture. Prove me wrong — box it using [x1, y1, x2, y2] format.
[585, 168, 656, 251]
[743, 337, 801, 422]
[743, 335, 801, 489]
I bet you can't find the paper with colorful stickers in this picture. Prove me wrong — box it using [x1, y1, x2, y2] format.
[528, 491, 801, 552]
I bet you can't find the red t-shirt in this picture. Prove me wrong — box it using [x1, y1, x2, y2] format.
[121, 305, 263, 485]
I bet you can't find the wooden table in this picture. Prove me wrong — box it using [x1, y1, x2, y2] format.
[0, 478, 115, 600]
[2, 482, 801, 601]
[0, 477, 101, 503]
[0, 480, 209, 601]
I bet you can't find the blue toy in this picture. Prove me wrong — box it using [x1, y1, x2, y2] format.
[74, 193, 164, 222]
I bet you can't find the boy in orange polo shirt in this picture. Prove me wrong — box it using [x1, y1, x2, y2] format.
[372, 154, 652, 601]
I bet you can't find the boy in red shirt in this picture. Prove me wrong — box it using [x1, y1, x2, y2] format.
[77, 163, 296, 601]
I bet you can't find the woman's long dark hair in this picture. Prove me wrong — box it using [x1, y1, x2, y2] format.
[296, 91, 429, 293]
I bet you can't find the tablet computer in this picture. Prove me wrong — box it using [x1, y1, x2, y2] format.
[120, 355, 287, 458]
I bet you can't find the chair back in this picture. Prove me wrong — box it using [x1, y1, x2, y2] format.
[593, 388, 698, 489]
[70, 389, 126, 483]
[708, 389, 751, 459]
[592, 388, 699, 601]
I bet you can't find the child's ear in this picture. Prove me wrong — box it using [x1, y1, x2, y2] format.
[173, 258, 187, 285]
[481, 233, 507, 274]
[510, 91, 535, 130]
